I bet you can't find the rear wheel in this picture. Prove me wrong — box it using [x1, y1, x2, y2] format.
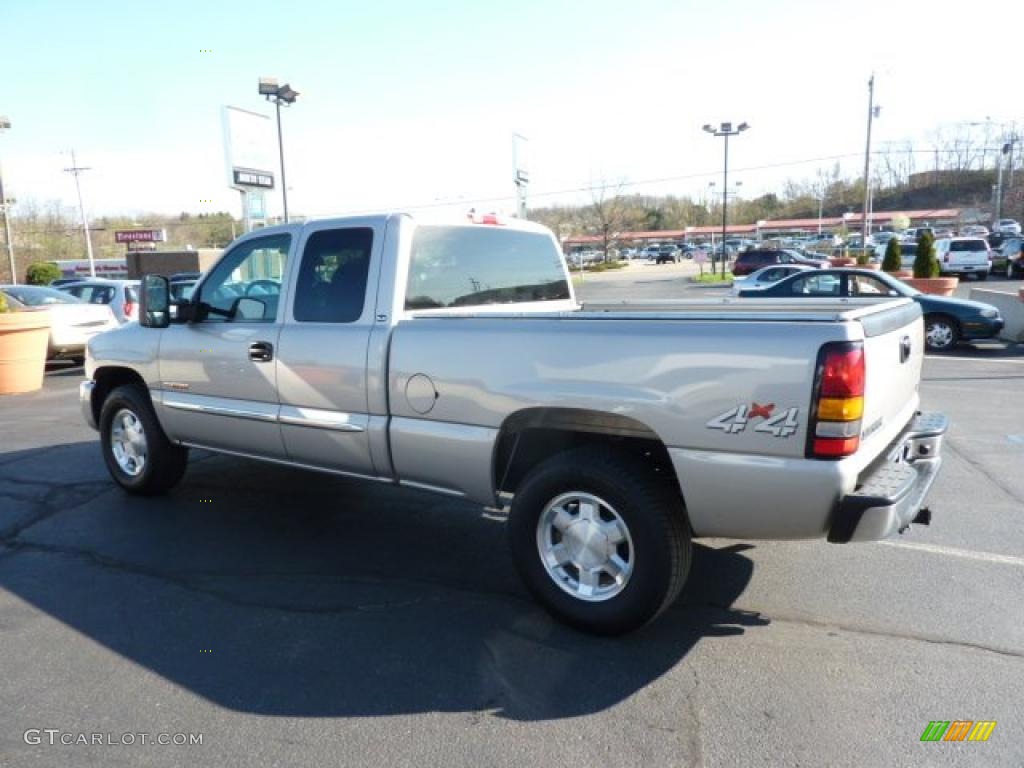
[977, 271, 989, 281]
[99, 384, 188, 495]
[508, 446, 691, 635]
[924, 314, 959, 352]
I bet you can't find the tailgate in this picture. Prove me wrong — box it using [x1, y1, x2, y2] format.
[857, 301, 923, 460]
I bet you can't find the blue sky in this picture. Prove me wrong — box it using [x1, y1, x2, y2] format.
[2, 0, 1019, 220]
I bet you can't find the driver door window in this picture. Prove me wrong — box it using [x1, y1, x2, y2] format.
[197, 234, 291, 322]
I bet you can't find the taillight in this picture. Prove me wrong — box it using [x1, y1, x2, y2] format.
[808, 342, 865, 459]
[123, 299, 133, 317]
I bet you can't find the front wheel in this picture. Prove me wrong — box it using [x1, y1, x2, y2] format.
[924, 314, 959, 352]
[99, 384, 188, 495]
[508, 446, 691, 635]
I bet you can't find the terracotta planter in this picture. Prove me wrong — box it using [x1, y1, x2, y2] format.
[885, 269, 913, 278]
[829, 257, 856, 267]
[856, 262, 880, 270]
[901, 277, 959, 297]
[0, 310, 51, 395]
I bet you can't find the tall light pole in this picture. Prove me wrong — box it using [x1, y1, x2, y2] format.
[703, 121, 749, 278]
[861, 74, 880, 246]
[63, 149, 96, 277]
[259, 77, 299, 223]
[0, 116, 15, 284]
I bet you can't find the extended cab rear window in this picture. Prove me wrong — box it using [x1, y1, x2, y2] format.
[405, 226, 571, 310]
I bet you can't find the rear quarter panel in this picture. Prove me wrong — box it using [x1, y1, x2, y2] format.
[387, 316, 855, 511]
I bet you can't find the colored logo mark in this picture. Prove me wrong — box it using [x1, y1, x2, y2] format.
[920, 720, 996, 742]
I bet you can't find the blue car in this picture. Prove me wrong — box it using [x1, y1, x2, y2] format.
[737, 268, 1005, 351]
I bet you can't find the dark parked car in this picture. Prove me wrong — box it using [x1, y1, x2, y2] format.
[731, 249, 827, 276]
[655, 244, 682, 264]
[736, 268, 1005, 351]
[995, 238, 1022, 278]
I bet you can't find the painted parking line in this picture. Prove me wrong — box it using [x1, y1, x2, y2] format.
[924, 356, 1024, 364]
[880, 540, 1024, 567]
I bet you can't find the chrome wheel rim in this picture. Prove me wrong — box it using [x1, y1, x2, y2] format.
[536, 492, 634, 602]
[110, 408, 147, 477]
[926, 321, 953, 350]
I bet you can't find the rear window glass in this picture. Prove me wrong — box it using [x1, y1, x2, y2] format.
[72, 285, 115, 304]
[405, 226, 570, 310]
[949, 240, 987, 252]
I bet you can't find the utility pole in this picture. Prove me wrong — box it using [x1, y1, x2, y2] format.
[513, 133, 529, 218]
[995, 141, 1010, 222]
[0, 116, 14, 284]
[64, 150, 96, 277]
[861, 73, 875, 247]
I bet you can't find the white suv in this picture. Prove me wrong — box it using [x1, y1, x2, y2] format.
[935, 237, 991, 280]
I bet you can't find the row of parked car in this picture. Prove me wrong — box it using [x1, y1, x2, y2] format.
[0, 274, 199, 363]
[729, 264, 1007, 351]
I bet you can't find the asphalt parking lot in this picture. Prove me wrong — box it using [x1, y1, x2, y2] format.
[2, 270, 1023, 767]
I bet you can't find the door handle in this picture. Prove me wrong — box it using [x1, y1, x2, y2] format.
[249, 341, 274, 363]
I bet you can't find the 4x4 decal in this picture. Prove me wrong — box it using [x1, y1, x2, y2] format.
[706, 402, 799, 438]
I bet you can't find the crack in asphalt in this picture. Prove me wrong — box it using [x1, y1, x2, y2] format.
[723, 605, 1024, 662]
[944, 434, 1024, 506]
[0, 479, 114, 540]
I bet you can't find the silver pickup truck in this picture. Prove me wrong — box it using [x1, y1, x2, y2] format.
[81, 213, 947, 634]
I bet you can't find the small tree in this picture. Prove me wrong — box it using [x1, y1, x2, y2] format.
[25, 262, 62, 285]
[882, 238, 902, 272]
[0, 291, 8, 313]
[913, 230, 939, 278]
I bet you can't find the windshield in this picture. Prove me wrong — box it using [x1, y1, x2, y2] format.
[2, 286, 84, 306]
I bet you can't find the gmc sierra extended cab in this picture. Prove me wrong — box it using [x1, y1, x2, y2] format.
[80, 212, 947, 634]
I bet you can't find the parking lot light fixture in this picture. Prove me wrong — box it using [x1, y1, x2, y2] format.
[259, 77, 300, 223]
[703, 121, 750, 278]
[0, 116, 15, 284]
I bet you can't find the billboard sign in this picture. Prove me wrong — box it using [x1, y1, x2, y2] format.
[222, 106, 276, 191]
[115, 229, 166, 244]
[233, 170, 274, 188]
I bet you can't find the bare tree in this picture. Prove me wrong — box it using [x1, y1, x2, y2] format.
[581, 178, 643, 261]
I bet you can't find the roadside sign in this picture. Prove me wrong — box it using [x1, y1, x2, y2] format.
[115, 229, 166, 244]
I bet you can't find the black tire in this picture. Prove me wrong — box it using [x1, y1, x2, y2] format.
[977, 271, 988, 281]
[924, 314, 959, 352]
[70, 356, 85, 366]
[508, 445, 691, 635]
[99, 384, 188, 495]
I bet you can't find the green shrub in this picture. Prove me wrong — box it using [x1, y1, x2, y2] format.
[25, 262, 63, 285]
[0, 291, 8, 313]
[913, 231, 939, 278]
[882, 239, 902, 272]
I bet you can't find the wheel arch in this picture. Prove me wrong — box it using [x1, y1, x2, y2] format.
[492, 407, 686, 508]
[91, 366, 151, 427]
